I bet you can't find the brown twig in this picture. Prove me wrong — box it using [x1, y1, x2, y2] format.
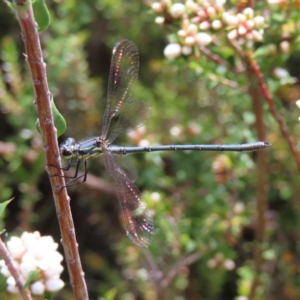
[245, 63, 269, 300]
[247, 56, 300, 173]
[12, 1, 89, 299]
[160, 252, 202, 288]
[199, 45, 245, 74]
[0, 238, 32, 300]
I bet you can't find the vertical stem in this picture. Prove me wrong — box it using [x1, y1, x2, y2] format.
[245, 60, 269, 300]
[0, 238, 32, 300]
[12, 1, 89, 299]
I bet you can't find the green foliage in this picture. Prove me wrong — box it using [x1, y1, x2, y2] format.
[32, 0, 51, 32]
[0, 0, 299, 299]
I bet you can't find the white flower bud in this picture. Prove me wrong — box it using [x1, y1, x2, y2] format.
[246, 20, 254, 28]
[223, 259, 235, 270]
[254, 15, 265, 27]
[233, 202, 245, 214]
[186, 0, 198, 11]
[207, 258, 217, 268]
[164, 43, 181, 58]
[20, 262, 37, 278]
[7, 237, 25, 259]
[273, 68, 289, 78]
[243, 7, 254, 18]
[215, 0, 226, 9]
[207, 7, 216, 17]
[43, 264, 64, 277]
[182, 45, 192, 55]
[246, 32, 253, 40]
[280, 40, 290, 53]
[187, 23, 198, 34]
[237, 13, 246, 22]
[7, 284, 18, 294]
[227, 29, 238, 40]
[252, 29, 263, 41]
[238, 26, 247, 35]
[170, 3, 185, 18]
[45, 278, 65, 292]
[199, 21, 211, 30]
[151, 2, 164, 13]
[296, 100, 300, 109]
[195, 32, 212, 46]
[185, 36, 195, 45]
[223, 13, 238, 26]
[212, 20, 222, 29]
[178, 29, 187, 37]
[31, 281, 45, 295]
[155, 16, 165, 24]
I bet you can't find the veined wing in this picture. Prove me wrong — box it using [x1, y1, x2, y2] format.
[103, 150, 154, 247]
[101, 40, 139, 139]
[107, 100, 151, 144]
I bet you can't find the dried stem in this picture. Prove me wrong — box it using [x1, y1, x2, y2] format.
[247, 56, 300, 173]
[12, 1, 89, 299]
[0, 238, 32, 300]
[245, 61, 269, 299]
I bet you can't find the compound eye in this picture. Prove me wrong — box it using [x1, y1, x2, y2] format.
[61, 148, 72, 159]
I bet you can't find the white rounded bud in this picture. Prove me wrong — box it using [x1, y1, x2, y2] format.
[243, 7, 254, 18]
[151, 2, 164, 13]
[199, 21, 211, 30]
[178, 29, 187, 37]
[155, 16, 165, 24]
[252, 29, 263, 41]
[227, 29, 238, 40]
[185, 36, 196, 45]
[195, 32, 212, 46]
[207, 7, 216, 17]
[246, 20, 254, 28]
[280, 40, 290, 53]
[187, 23, 198, 34]
[45, 278, 65, 292]
[223, 13, 238, 26]
[238, 26, 247, 35]
[164, 43, 181, 58]
[170, 3, 185, 18]
[237, 13, 246, 22]
[254, 15, 265, 27]
[31, 281, 45, 295]
[182, 45, 192, 55]
[212, 20, 222, 29]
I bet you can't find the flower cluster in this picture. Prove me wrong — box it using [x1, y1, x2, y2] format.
[207, 252, 235, 270]
[0, 231, 64, 295]
[151, 0, 267, 58]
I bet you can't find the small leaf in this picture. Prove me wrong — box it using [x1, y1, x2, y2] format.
[24, 269, 41, 289]
[36, 97, 67, 137]
[0, 199, 13, 218]
[51, 98, 67, 137]
[32, 0, 51, 32]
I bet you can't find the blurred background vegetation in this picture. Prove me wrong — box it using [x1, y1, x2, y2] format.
[0, 0, 300, 299]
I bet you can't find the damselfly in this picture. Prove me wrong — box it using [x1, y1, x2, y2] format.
[60, 39, 270, 247]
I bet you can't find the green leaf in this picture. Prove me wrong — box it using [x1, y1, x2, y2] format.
[23, 269, 41, 289]
[36, 97, 67, 137]
[0, 199, 13, 218]
[104, 287, 118, 300]
[32, 0, 51, 32]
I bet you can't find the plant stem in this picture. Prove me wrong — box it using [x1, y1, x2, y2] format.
[12, 1, 89, 299]
[0, 238, 32, 300]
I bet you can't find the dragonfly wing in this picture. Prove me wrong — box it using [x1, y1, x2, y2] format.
[108, 100, 151, 144]
[102, 40, 139, 139]
[104, 150, 154, 247]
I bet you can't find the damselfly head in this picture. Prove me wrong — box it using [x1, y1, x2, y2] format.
[60, 137, 76, 159]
